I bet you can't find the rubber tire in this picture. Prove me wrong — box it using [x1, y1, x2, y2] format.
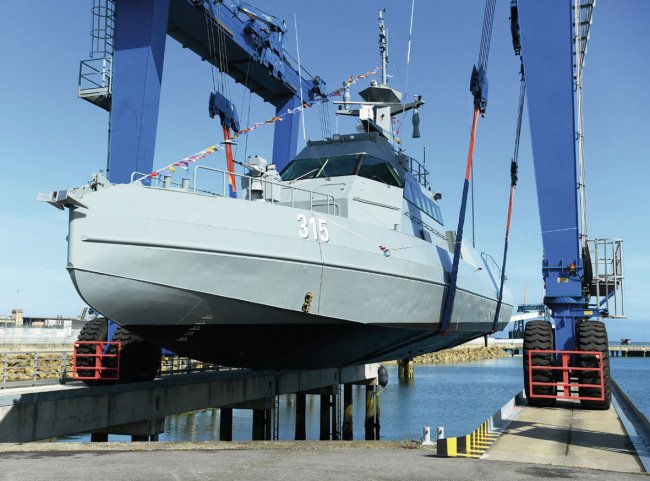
[105, 326, 161, 383]
[75, 317, 109, 386]
[523, 320, 556, 407]
[577, 321, 611, 410]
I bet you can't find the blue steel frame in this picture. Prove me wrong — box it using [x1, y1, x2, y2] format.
[107, 0, 325, 184]
[517, 0, 595, 353]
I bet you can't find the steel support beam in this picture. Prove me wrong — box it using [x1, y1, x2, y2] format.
[518, 0, 581, 295]
[108, 0, 170, 184]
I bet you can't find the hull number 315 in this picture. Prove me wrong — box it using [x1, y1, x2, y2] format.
[297, 214, 329, 242]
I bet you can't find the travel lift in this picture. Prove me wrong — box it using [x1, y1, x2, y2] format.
[514, 0, 624, 409]
[74, 1, 625, 403]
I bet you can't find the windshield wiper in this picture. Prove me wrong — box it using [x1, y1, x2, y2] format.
[288, 168, 319, 184]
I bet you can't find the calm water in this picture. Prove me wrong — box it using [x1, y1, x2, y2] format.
[56, 356, 650, 442]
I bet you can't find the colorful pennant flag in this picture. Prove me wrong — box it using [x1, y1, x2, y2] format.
[136, 66, 383, 182]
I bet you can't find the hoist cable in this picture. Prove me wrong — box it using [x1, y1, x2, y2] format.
[491, 67, 525, 334]
[478, 0, 497, 71]
[437, 108, 481, 335]
[437, 0, 497, 336]
[294, 13, 307, 142]
[203, 8, 217, 93]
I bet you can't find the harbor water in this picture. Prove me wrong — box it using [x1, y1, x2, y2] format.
[56, 356, 649, 442]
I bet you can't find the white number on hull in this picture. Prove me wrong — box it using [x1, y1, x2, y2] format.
[297, 214, 329, 242]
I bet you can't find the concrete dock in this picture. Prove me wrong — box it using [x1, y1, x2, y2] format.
[484, 400, 644, 473]
[0, 442, 646, 481]
[0, 364, 380, 442]
[1, 370, 648, 480]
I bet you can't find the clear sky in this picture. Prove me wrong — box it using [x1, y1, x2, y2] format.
[0, 1, 648, 340]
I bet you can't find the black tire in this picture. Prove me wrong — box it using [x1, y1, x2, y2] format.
[75, 317, 108, 385]
[105, 326, 161, 383]
[523, 320, 556, 407]
[577, 321, 611, 410]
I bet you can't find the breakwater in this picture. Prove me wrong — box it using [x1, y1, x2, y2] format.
[389, 346, 509, 365]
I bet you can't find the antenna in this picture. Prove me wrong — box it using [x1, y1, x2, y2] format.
[379, 9, 388, 85]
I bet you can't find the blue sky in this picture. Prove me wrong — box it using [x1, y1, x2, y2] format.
[1, 1, 648, 340]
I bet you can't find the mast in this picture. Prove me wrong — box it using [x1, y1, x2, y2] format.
[379, 9, 388, 85]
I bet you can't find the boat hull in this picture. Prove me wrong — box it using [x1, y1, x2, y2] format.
[66, 183, 513, 369]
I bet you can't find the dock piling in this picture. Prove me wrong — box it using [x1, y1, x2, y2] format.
[365, 385, 375, 440]
[252, 408, 266, 440]
[320, 389, 331, 440]
[90, 433, 108, 442]
[343, 384, 353, 440]
[295, 393, 306, 440]
[219, 407, 233, 441]
[398, 358, 414, 379]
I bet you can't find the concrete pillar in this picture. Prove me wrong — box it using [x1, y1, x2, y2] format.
[252, 409, 266, 440]
[365, 385, 375, 440]
[220, 408, 233, 441]
[331, 386, 339, 441]
[295, 393, 306, 440]
[398, 358, 414, 379]
[90, 432, 108, 442]
[342, 384, 353, 441]
[265, 408, 272, 441]
[320, 391, 330, 441]
[375, 390, 381, 440]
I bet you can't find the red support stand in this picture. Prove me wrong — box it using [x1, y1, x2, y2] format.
[528, 349, 604, 401]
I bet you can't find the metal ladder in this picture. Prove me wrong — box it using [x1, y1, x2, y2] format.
[589, 238, 625, 318]
[78, 0, 115, 111]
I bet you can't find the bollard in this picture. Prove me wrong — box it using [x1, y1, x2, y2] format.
[60, 352, 67, 384]
[437, 426, 445, 440]
[422, 426, 433, 445]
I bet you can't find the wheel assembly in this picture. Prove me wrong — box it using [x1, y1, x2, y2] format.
[577, 320, 611, 410]
[523, 320, 556, 407]
[75, 318, 161, 384]
[105, 326, 161, 383]
[74, 317, 109, 385]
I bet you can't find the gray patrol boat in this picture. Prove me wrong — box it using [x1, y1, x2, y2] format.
[42, 30, 512, 370]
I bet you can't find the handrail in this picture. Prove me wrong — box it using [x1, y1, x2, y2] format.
[400, 153, 429, 189]
[131, 165, 338, 215]
[79, 58, 112, 91]
[481, 251, 503, 278]
[0, 350, 233, 387]
[193, 165, 338, 215]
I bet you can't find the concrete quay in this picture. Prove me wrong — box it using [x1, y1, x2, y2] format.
[0, 442, 646, 481]
[484, 399, 644, 473]
[0, 364, 379, 442]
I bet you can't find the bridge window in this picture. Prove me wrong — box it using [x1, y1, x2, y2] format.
[281, 155, 360, 181]
[404, 178, 444, 225]
[358, 156, 403, 187]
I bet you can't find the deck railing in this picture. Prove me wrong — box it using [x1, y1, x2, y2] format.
[132, 166, 338, 215]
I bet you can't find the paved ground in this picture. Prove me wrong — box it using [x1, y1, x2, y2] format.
[484, 399, 644, 473]
[0, 443, 646, 481]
